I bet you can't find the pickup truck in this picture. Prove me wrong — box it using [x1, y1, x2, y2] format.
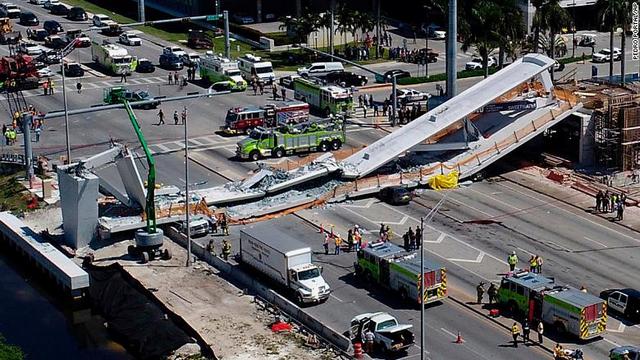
[348, 312, 414, 354]
[103, 87, 160, 109]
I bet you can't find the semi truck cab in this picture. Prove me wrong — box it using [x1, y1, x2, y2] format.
[289, 263, 330, 304]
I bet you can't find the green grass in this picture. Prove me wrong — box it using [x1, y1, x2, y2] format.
[0, 333, 23, 360]
[0, 172, 32, 214]
[397, 68, 499, 85]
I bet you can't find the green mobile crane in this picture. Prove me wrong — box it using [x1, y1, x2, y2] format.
[123, 100, 171, 263]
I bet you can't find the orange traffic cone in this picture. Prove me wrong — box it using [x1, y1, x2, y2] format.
[455, 331, 464, 344]
[353, 342, 363, 359]
[319, 223, 324, 234]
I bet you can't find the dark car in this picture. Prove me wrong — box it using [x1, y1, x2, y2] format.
[379, 186, 413, 205]
[19, 12, 39, 26]
[324, 71, 368, 87]
[49, 4, 69, 16]
[62, 62, 84, 77]
[159, 53, 183, 70]
[39, 50, 60, 65]
[378, 69, 411, 83]
[67, 7, 87, 21]
[44, 35, 69, 49]
[610, 346, 640, 360]
[136, 58, 155, 73]
[43, 20, 63, 34]
[600, 288, 640, 322]
[27, 28, 48, 41]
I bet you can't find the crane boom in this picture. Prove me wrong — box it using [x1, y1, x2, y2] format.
[123, 100, 157, 233]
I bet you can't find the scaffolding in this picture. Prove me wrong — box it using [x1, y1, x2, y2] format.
[594, 93, 640, 171]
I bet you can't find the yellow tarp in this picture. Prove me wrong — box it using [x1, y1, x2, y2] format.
[428, 171, 459, 190]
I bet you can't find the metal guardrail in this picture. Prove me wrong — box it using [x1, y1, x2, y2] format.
[0, 153, 32, 166]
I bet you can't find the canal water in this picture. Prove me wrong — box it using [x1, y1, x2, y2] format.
[0, 251, 132, 360]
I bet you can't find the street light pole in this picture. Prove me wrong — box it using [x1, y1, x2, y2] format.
[60, 51, 71, 163]
[184, 111, 191, 266]
[424, 5, 430, 78]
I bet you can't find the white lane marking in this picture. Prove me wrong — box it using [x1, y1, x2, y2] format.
[341, 206, 409, 225]
[440, 327, 458, 338]
[155, 143, 171, 152]
[449, 252, 485, 263]
[517, 247, 534, 256]
[497, 182, 640, 243]
[607, 322, 626, 333]
[545, 240, 573, 252]
[467, 187, 524, 211]
[603, 337, 621, 347]
[329, 293, 344, 302]
[423, 232, 446, 244]
[583, 236, 608, 248]
[446, 195, 497, 218]
[342, 198, 377, 209]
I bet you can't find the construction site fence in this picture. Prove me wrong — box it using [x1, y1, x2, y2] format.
[164, 227, 354, 356]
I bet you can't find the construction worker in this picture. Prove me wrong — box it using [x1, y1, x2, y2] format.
[508, 251, 518, 272]
[529, 255, 538, 273]
[522, 319, 530, 344]
[487, 282, 498, 304]
[334, 235, 342, 255]
[347, 229, 354, 252]
[476, 282, 485, 304]
[220, 213, 229, 236]
[323, 234, 330, 255]
[554, 343, 564, 358]
[511, 322, 520, 347]
[221, 239, 231, 261]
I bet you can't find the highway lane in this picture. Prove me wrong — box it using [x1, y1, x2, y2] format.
[192, 216, 548, 360]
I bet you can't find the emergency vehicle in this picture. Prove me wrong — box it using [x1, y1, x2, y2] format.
[292, 77, 354, 117]
[354, 242, 447, 305]
[91, 40, 137, 75]
[222, 101, 309, 134]
[199, 53, 247, 91]
[498, 271, 607, 340]
[237, 53, 275, 84]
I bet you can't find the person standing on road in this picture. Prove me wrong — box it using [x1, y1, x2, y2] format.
[536, 255, 543, 274]
[157, 108, 165, 125]
[252, 80, 258, 95]
[511, 322, 520, 348]
[181, 107, 187, 125]
[522, 319, 530, 344]
[34, 126, 41, 142]
[347, 229, 354, 252]
[403, 231, 410, 251]
[221, 239, 231, 261]
[476, 282, 485, 304]
[76, 82, 82, 94]
[272, 83, 278, 100]
[364, 329, 375, 354]
[334, 235, 342, 255]
[174, 72, 179, 85]
[281, 87, 286, 100]
[529, 255, 537, 273]
[120, 72, 127, 83]
[323, 234, 330, 255]
[168, 72, 173, 85]
[173, 110, 179, 125]
[487, 283, 497, 304]
[596, 190, 603, 212]
[536, 321, 544, 344]
[617, 199, 624, 221]
[415, 226, 421, 249]
[508, 251, 518, 272]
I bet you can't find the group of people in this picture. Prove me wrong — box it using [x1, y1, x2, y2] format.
[167, 71, 188, 87]
[206, 239, 232, 261]
[356, 94, 425, 124]
[250, 76, 265, 96]
[510, 320, 545, 348]
[42, 78, 55, 95]
[401, 226, 422, 251]
[3, 106, 45, 145]
[378, 223, 393, 242]
[595, 190, 626, 221]
[389, 47, 432, 64]
[476, 281, 498, 304]
[323, 224, 363, 255]
[156, 107, 188, 126]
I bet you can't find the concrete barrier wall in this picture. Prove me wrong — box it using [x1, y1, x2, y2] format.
[165, 227, 352, 353]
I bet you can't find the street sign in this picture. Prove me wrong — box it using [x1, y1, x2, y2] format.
[207, 15, 221, 21]
[482, 100, 537, 113]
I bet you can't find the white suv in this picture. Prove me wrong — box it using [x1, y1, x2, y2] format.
[92, 14, 115, 27]
[465, 56, 497, 70]
[162, 46, 186, 58]
[119, 32, 142, 46]
[592, 48, 622, 63]
[1, 3, 21, 18]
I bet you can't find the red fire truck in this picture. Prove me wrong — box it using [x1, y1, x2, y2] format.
[221, 101, 309, 134]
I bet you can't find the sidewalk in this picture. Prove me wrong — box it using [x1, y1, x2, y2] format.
[499, 165, 640, 233]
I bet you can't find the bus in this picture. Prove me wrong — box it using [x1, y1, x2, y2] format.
[292, 77, 353, 117]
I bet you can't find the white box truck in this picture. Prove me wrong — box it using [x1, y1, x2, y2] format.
[239, 224, 331, 305]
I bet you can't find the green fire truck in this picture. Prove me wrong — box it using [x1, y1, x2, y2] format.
[236, 119, 345, 161]
[354, 242, 447, 305]
[292, 77, 354, 117]
[498, 271, 607, 340]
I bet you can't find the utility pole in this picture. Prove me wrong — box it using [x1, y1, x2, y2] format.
[223, 10, 230, 59]
[21, 113, 33, 187]
[330, 0, 335, 59]
[446, 0, 457, 98]
[184, 110, 191, 266]
[391, 74, 397, 127]
[424, 5, 430, 78]
[138, 0, 145, 23]
[375, 0, 381, 59]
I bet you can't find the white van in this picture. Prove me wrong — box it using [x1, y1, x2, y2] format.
[297, 62, 344, 78]
[238, 53, 275, 84]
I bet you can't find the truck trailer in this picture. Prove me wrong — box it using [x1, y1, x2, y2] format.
[222, 101, 309, 134]
[355, 242, 448, 305]
[239, 223, 331, 305]
[498, 271, 607, 340]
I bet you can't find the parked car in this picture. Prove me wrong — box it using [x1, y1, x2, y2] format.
[379, 186, 413, 205]
[610, 346, 640, 360]
[465, 56, 497, 70]
[159, 53, 183, 70]
[37, 66, 52, 78]
[324, 70, 368, 87]
[62, 62, 84, 77]
[118, 31, 141, 46]
[136, 58, 155, 73]
[178, 216, 210, 238]
[29, 0, 46, 4]
[43, 0, 60, 10]
[592, 48, 622, 63]
[231, 13, 254, 24]
[0, 3, 20, 18]
[395, 88, 430, 103]
[49, 4, 68, 16]
[27, 28, 48, 41]
[600, 288, 640, 322]
[92, 13, 113, 27]
[18, 41, 45, 55]
[44, 34, 68, 49]
[43, 20, 63, 34]
[162, 46, 186, 58]
[66, 7, 87, 21]
[40, 50, 60, 64]
[378, 69, 411, 83]
[19, 11, 38, 26]
[578, 33, 597, 47]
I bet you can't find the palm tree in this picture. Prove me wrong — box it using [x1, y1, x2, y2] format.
[356, 11, 375, 40]
[496, 0, 525, 68]
[544, 0, 571, 80]
[461, 0, 502, 78]
[598, 0, 621, 82]
[531, 0, 547, 53]
[318, 12, 334, 50]
[618, 1, 631, 85]
[279, 12, 319, 46]
[335, 3, 354, 49]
